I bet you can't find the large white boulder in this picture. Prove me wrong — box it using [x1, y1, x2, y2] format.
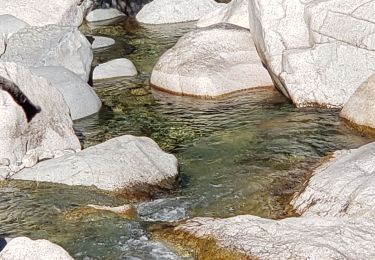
[0, 0, 85, 27]
[340, 74, 375, 131]
[0, 237, 73, 260]
[93, 58, 137, 80]
[0, 15, 30, 39]
[0, 62, 80, 166]
[136, 0, 223, 24]
[31, 66, 102, 120]
[12, 135, 178, 195]
[292, 142, 375, 218]
[2, 25, 93, 82]
[151, 24, 273, 97]
[248, 0, 375, 107]
[197, 0, 249, 29]
[173, 215, 375, 259]
[86, 8, 126, 25]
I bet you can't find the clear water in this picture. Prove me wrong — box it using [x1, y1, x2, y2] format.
[0, 19, 372, 259]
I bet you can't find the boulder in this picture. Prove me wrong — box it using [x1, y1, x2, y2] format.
[91, 36, 115, 51]
[0, 0, 85, 27]
[31, 66, 101, 120]
[93, 58, 137, 80]
[94, 0, 152, 17]
[340, 74, 375, 131]
[0, 62, 80, 166]
[248, 0, 375, 107]
[197, 0, 248, 29]
[292, 142, 375, 218]
[173, 215, 375, 259]
[0, 15, 29, 38]
[136, 0, 223, 24]
[2, 25, 93, 82]
[0, 237, 73, 260]
[12, 135, 178, 196]
[151, 24, 273, 97]
[86, 8, 126, 25]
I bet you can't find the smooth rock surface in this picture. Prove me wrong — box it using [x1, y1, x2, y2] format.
[0, 62, 80, 166]
[136, 0, 222, 24]
[340, 74, 375, 130]
[2, 25, 92, 82]
[292, 142, 375, 218]
[91, 36, 115, 50]
[248, 0, 375, 107]
[175, 215, 375, 259]
[93, 58, 137, 80]
[0, 0, 85, 27]
[0, 36, 4, 56]
[197, 0, 248, 29]
[0, 15, 30, 38]
[32, 66, 101, 120]
[12, 135, 178, 193]
[0, 237, 73, 260]
[86, 8, 126, 25]
[151, 24, 273, 97]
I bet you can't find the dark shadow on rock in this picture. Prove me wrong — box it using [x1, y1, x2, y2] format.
[0, 237, 7, 252]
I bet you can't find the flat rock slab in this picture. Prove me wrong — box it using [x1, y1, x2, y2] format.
[292, 142, 375, 218]
[93, 58, 137, 80]
[136, 0, 223, 24]
[91, 36, 115, 50]
[174, 215, 375, 259]
[0, 15, 29, 38]
[86, 8, 126, 25]
[31, 66, 102, 120]
[197, 0, 248, 29]
[12, 135, 178, 196]
[151, 24, 273, 97]
[0, 237, 73, 260]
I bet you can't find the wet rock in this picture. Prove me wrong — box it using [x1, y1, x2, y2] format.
[12, 135, 178, 196]
[340, 74, 375, 131]
[249, 0, 375, 107]
[91, 36, 115, 50]
[197, 0, 248, 29]
[0, 237, 73, 260]
[137, 198, 188, 222]
[0, 15, 29, 38]
[93, 58, 137, 80]
[2, 25, 93, 82]
[0, 62, 80, 166]
[0, 0, 85, 27]
[87, 204, 135, 217]
[151, 24, 273, 97]
[86, 8, 126, 25]
[136, 0, 223, 24]
[292, 142, 375, 218]
[31, 66, 101, 120]
[94, 0, 151, 17]
[173, 215, 375, 259]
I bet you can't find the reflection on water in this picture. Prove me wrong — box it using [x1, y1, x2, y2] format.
[0, 19, 372, 259]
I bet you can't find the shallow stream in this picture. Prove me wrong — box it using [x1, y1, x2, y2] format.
[0, 19, 372, 259]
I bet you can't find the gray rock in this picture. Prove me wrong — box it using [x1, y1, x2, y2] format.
[86, 8, 126, 25]
[12, 135, 178, 194]
[0, 15, 29, 38]
[151, 24, 273, 97]
[0, 237, 73, 260]
[137, 197, 188, 222]
[2, 25, 93, 82]
[93, 58, 137, 80]
[175, 215, 375, 259]
[32, 66, 101, 120]
[91, 36, 115, 50]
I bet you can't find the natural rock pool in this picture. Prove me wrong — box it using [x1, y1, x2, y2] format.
[0, 20, 372, 259]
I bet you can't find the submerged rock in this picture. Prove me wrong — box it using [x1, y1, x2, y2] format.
[136, 0, 223, 24]
[340, 74, 375, 132]
[0, 0, 85, 27]
[137, 197, 188, 222]
[292, 142, 375, 218]
[0, 62, 80, 166]
[31, 66, 101, 120]
[197, 0, 248, 29]
[249, 0, 375, 107]
[93, 58, 137, 80]
[151, 24, 273, 97]
[0, 237, 73, 260]
[86, 8, 126, 25]
[91, 36, 115, 50]
[12, 135, 178, 197]
[172, 215, 375, 259]
[0, 15, 29, 38]
[2, 25, 93, 82]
